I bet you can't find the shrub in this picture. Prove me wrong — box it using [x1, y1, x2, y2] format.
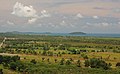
[84, 58, 111, 70]
[66, 60, 71, 65]
[116, 62, 120, 67]
[30, 59, 37, 64]
[60, 58, 65, 65]
[84, 60, 90, 67]
[76, 60, 81, 67]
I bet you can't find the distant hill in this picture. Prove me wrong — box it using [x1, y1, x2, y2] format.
[69, 32, 86, 34]
[5, 31, 52, 35]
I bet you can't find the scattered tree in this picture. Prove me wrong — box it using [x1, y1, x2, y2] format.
[30, 59, 37, 64]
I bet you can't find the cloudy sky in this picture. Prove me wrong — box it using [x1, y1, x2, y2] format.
[0, 0, 120, 33]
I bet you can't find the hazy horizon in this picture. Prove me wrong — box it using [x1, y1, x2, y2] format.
[0, 0, 120, 33]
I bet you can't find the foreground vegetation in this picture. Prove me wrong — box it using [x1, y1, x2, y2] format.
[0, 33, 120, 74]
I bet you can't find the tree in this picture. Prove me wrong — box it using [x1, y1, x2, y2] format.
[43, 44, 50, 50]
[0, 55, 3, 64]
[66, 60, 71, 65]
[11, 55, 20, 62]
[42, 50, 47, 56]
[81, 54, 88, 59]
[70, 58, 73, 62]
[116, 62, 120, 67]
[9, 62, 17, 70]
[77, 60, 81, 67]
[59, 44, 66, 50]
[83, 55, 88, 59]
[89, 58, 110, 70]
[0, 69, 3, 74]
[42, 58, 45, 62]
[47, 51, 54, 56]
[54, 59, 57, 63]
[47, 58, 50, 63]
[60, 58, 65, 65]
[30, 59, 37, 64]
[84, 60, 90, 67]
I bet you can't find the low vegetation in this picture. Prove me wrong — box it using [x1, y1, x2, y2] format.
[0, 33, 120, 74]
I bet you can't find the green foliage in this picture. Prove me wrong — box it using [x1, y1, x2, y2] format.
[59, 44, 66, 50]
[42, 50, 47, 56]
[85, 58, 111, 70]
[0, 55, 20, 64]
[60, 58, 65, 65]
[30, 59, 37, 64]
[76, 60, 81, 67]
[43, 43, 50, 50]
[116, 62, 120, 67]
[54, 59, 57, 63]
[42, 58, 45, 62]
[47, 51, 53, 56]
[66, 60, 71, 65]
[1, 33, 120, 74]
[84, 60, 90, 67]
[81, 54, 88, 59]
[9, 61, 26, 72]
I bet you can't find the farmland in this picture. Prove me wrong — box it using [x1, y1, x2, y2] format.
[0, 33, 120, 74]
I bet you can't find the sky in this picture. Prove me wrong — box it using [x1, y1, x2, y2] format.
[0, 0, 120, 33]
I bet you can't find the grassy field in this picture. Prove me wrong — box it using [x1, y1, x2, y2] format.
[0, 33, 120, 74]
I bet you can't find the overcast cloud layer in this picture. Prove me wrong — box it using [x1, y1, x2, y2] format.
[0, 0, 120, 33]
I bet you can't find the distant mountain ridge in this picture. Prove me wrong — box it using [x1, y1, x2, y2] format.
[3, 31, 86, 35]
[69, 32, 86, 34]
[5, 31, 52, 35]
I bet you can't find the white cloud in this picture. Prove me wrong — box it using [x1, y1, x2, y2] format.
[85, 22, 109, 28]
[40, 10, 51, 18]
[76, 13, 83, 18]
[12, 2, 38, 18]
[101, 23, 109, 27]
[60, 20, 67, 26]
[28, 18, 37, 24]
[93, 16, 98, 19]
[7, 21, 14, 25]
[59, 21, 74, 28]
[11, 2, 39, 24]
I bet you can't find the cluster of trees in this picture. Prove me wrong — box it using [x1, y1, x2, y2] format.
[0, 55, 120, 74]
[0, 55, 20, 64]
[42, 50, 54, 56]
[84, 58, 111, 70]
[59, 58, 81, 67]
[0, 55, 26, 72]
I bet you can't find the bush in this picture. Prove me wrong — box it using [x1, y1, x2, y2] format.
[77, 60, 81, 67]
[60, 58, 65, 65]
[9, 61, 26, 72]
[9, 62, 17, 70]
[116, 62, 120, 67]
[84, 58, 111, 70]
[66, 60, 71, 65]
[42, 50, 47, 56]
[84, 60, 90, 67]
[81, 54, 88, 59]
[30, 59, 37, 64]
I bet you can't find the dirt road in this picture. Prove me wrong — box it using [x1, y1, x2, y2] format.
[0, 37, 6, 48]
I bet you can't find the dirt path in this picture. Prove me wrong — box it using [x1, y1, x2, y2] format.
[0, 37, 6, 48]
